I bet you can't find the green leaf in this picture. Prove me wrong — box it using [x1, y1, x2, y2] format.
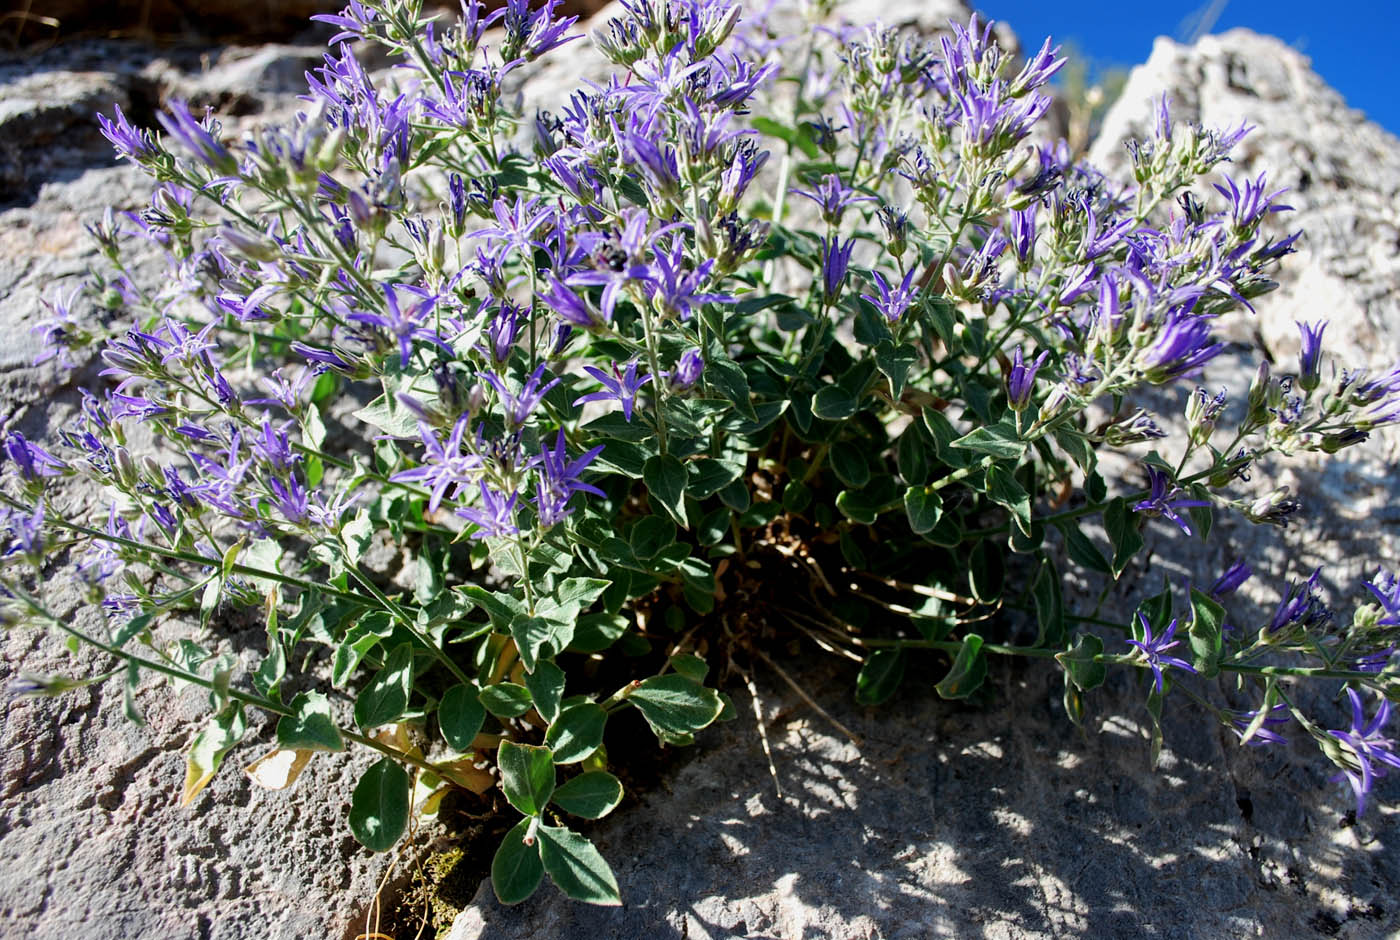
[524, 660, 566, 724]
[875, 342, 919, 400]
[835, 488, 881, 525]
[1103, 497, 1144, 578]
[854, 648, 906, 705]
[568, 613, 629, 653]
[935, 634, 987, 699]
[353, 642, 414, 731]
[951, 421, 1024, 460]
[353, 390, 425, 438]
[629, 515, 676, 560]
[551, 771, 624, 819]
[1057, 521, 1113, 575]
[1056, 634, 1106, 691]
[536, 825, 622, 906]
[438, 684, 485, 752]
[1187, 588, 1225, 678]
[277, 691, 344, 752]
[181, 704, 246, 806]
[1031, 558, 1065, 647]
[896, 425, 931, 485]
[123, 658, 144, 726]
[704, 356, 756, 420]
[811, 385, 857, 420]
[510, 615, 568, 674]
[480, 682, 533, 718]
[668, 653, 709, 684]
[985, 463, 1031, 536]
[1137, 579, 1174, 634]
[969, 540, 1005, 603]
[492, 817, 544, 905]
[331, 618, 386, 688]
[545, 703, 607, 764]
[830, 440, 871, 488]
[628, 674, 724, 736]
[349, 757, 410, 852]
[497, 741, 556, 816]
[644, 454, 690, 528]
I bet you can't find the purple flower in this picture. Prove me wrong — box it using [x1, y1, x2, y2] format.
[268, 474, 310, 525]
[540, 274, 601, 328]
[1126, 614, 1197, 693]
[1213, 172, 1292, 231]
[642, 242, 732, 321]
[1228, 703, 1290, 747]
[860, 268, 919, 323]
[669, 348, 705, 390]
[1140, 309, 1224, 383]
[573, 360, 654, 422]
[156, 100, 236, 175]
[310, 0, 380, 43]
[483, 364, 560, 428]
[96, 104, 157, 163]
[534, 430, 605, 527]
[455, 482, 520, 539]
[348, 284, 447, 368]
[3, 432, 65, 482]
[1326, 689, 1400, 816]
[793, 173, 875, 226]
[389, 415, 482, 513]
[820, 236, 855, 301]
[1297, 320, 1327, 392]
[498, 0, 578, 63]
[1009, 206, 1037, 265]
[1133, 465, 1209, 535]
[469, 194, 554, 260]
[1364, 568, 1400, 626]
[1269, 567, 1331, 634]
[250, 420, 300, 472]
[1008, 36, 1065, 96]
[2, 501, 44, 558]
[291, 342, 355, 375]
[1005, 346, 1048, 411]
[1209, 560, 1252, 599]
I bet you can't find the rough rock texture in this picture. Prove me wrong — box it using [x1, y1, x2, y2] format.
[1091, 29, 1400, 376]
[448, 25, 1400, 940]
[0, 43, 396, 940]
[3, 12, 1400, 940]
[1086, 29, 1400, 616]
[450, 658, 1397, 940]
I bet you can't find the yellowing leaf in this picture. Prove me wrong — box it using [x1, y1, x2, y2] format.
[244, 747, 314, 790]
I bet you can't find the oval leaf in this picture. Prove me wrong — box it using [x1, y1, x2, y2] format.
[354, 642, 414, 731]
[480, 682, 533, 718]
[545, 703, 607, 764]
[277, 691, 344, 752]
[551, 770, 624, 820]
[627, 674, 723, 737]
[497, 740, 555, 816]
[935, 634, 987, 700]
[492, 817, 544, 905]
[349, 757, 410, 852]
[855, 647, 905, 706]
[439, 684, 486, 752]
[536, 824, 622, 906]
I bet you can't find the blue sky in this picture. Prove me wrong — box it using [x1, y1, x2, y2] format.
[977, 0, 1400, 136]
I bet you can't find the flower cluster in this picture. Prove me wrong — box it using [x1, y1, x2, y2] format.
[3, 0, 1397, 908]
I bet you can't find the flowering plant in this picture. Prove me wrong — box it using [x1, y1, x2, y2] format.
[4, 0, 1399, 907]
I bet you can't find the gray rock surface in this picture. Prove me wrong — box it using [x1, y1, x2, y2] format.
[449, 22, 1400, 940]
[0, 42, 397, 940]
[3, 11, 1400, 940]
[450, 657, 1395, 939]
